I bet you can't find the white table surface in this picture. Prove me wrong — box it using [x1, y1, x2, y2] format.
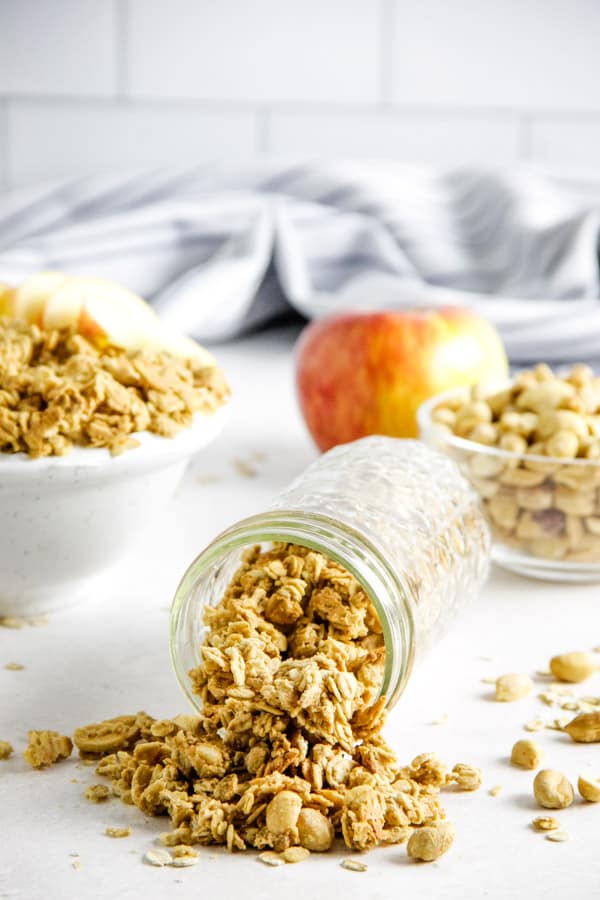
[2, 324, 600, 900]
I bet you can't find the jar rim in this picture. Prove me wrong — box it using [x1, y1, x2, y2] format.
[169, 509, 416, 713]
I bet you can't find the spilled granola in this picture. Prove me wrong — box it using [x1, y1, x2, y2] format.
[68, 544, 476, 855]
[0, 318, 229, 458]
[23, 730, 73, 769]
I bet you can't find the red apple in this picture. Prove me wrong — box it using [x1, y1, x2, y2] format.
[296, 307, 508, 451]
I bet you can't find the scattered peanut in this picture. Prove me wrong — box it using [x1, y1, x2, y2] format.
[564, 711, 600, 743]
[550, 652, 597, 683]
[297, 808, 334, 852]
[265, 791, 302, 837]
[510, 739, 543, 770]
[495, 673, 534, 702]
[407, 822, 455, 862]
[533, 770, 574, 810]
[578, 775, 600, 802]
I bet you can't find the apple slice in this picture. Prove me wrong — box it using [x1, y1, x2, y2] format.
[12, 271, 68, 325]
[0, 283, 16, 317]
[41, 277, 161, 348]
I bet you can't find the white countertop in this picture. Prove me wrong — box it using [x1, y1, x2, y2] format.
[2, 325, 599, 900]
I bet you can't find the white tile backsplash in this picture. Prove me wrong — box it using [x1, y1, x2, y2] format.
[0, 0, 117, 97]
[269, 110, 520, 165]
[126, 0, 380, 103]
[390, 0, 600, 111]
[6, 102, 259, 187]
[0, 0, 600, 188]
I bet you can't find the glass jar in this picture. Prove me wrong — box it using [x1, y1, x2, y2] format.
[170, 437, 490, 712]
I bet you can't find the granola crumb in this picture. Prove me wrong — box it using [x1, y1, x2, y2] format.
[281, 847, 310, 864]
[488, 785, 502, 797]
[23, 730, 72, 769]
[0, 616, 25, 629]
[532, 816, 560, 832]
[144, 849, 172, 867]
[233, 458, 258, 478]
[524, 718, 545, 733]
[0, 614, 48, 628]
[4, 662, 24, 671]
[258, 851, 285, 868]
[85, 784, 110, 803]
[105, 827, 131, 839]
[430, 713, 449, 725]
[0, 740, 13, 760]
[71, 860, 83, 870]
[341, 859, 368, 872]
[545, 831, 570, 843]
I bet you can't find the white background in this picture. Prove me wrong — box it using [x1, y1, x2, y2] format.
[2, 0, 600, 187]
[1, 326, 600, 899]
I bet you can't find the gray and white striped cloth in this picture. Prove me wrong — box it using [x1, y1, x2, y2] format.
[1, 161, 600, 361]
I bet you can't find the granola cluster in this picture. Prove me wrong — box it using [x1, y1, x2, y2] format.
[67, 544, 476, 855]
[0, 318, 229, 458]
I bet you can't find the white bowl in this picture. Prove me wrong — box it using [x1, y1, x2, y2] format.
[0, 408, 228, 616]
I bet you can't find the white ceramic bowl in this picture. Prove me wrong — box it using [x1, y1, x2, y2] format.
[0, 408, 228, 616]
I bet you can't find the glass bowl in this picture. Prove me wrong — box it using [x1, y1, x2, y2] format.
[418, 389, 600, 582]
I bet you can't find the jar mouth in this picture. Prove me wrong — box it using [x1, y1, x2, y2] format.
[169, 509, 416, 713]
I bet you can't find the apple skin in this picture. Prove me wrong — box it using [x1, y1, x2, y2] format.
[296, 307, 508, 451]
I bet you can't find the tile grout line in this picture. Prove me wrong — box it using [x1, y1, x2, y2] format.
[115, 0, 129, 99]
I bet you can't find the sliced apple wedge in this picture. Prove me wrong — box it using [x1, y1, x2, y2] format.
[12, 271, 68, 325]
[41, 277, 161, 348]
[0, 283, 16, 317]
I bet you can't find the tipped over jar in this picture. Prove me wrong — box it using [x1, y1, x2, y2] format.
[170, 437, 491, 711]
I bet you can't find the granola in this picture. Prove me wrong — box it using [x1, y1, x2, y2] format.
[0, 319, 229, 458]
[69, 544, 475, 856]
[0, 740, 13, 760]
[23, 730, 72, 769]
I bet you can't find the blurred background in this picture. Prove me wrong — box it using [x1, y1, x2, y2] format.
[1, 0, 599, 187]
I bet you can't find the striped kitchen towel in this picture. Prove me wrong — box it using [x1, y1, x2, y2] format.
[1, 161, 599, 361]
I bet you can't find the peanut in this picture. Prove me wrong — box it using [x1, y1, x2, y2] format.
[495, 673, 533, 702]
[578, 775, 600, 802]
[533, 770, 574, 810]
[564, 711, 600, 743]
[265, 791, 303, 836]
[297, 808, 334, 852]
[407, 822, 455, 862]
[549, 651, 597, 683]
[510, 739, 542, 770]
